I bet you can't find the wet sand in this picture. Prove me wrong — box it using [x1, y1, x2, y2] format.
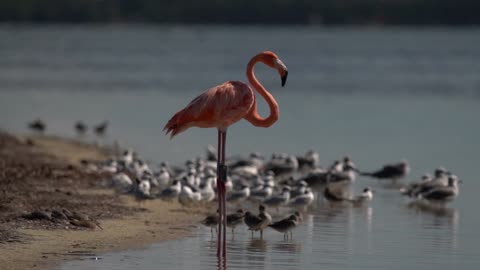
[0, 132, 210, 270]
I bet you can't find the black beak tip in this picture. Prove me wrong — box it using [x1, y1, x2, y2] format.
[281, 71, 288, 87]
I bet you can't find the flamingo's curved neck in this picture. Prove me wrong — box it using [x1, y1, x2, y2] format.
[244, 55, 279, 128]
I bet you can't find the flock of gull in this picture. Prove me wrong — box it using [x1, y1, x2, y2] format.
[83, 146, 461, 240]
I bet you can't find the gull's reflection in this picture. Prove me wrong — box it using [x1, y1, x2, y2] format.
[272, 240, 302, 253]
[407, 200, 460, 250]
[247, 239, 267, 253]
[407, 200, 458, 218]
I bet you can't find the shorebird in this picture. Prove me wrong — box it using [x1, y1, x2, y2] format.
[202, 211, 219, 235]
[28, 119, 46, 133]
[268, 214, 299, 239]
[244, 205, 272, 238]
[226, 209, 245, 234]
[75, 121, 87, 135]
[417, 175, 461, 203]
[360, 159, 410, 181]
[94, 121, 109, 136]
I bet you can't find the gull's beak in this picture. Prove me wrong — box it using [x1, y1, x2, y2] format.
[281, 70, 288, 87]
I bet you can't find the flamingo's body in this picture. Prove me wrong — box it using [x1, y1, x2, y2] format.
[164, 51, 288, 258]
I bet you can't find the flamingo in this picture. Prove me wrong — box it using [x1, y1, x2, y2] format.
[164, 51, 288, 257]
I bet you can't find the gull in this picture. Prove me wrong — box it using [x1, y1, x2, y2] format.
[290, 180, 308, 198]
[134, 177, 152, 202]
[178, 185, 202, 206]
[418, 175, 461, 203]
[265, 154, 299, 177]
[159, 180, 181, 200]
[400, 174, 432, 197]
[249, 182, 274, 202]
[409, 168, 451, 197]
[263, 186, 291, 211]
[300, 168, 329, 188]
[360, 159, 410, 181]
[153, 167, 171, 190]
[289, 188, 314, 209]
[351, 187, 374, 204]
[342, 156, 357, 171]
[111, 172, 133, 192]
[199, 177, 216, 202]
[327, 164, 357, 184]
[227, 184, 250, 204]
[297, 149, 320, 170]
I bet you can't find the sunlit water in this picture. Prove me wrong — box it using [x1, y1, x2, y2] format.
[1, 26, 480, 269]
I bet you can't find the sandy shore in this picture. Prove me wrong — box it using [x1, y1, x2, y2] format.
[0, 132, 211, 270]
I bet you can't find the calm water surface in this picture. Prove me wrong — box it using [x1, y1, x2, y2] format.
[1, 26, 479, 269]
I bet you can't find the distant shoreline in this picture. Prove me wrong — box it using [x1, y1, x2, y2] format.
[1, 0, 479, 26]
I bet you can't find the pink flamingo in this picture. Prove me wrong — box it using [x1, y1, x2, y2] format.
[164, 51, 288, 257]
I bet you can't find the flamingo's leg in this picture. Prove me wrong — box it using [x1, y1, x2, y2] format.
[219, 130, 228, 258]
[216, 129, 228, 258]
[216, 131, 223, 257]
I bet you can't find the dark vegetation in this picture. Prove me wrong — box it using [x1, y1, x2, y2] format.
[0, 0, 479, 25]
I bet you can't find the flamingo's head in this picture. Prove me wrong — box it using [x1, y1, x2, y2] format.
[260, 51, 288, 87]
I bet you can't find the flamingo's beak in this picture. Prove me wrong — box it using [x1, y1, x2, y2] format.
[281, 71, 288, 87]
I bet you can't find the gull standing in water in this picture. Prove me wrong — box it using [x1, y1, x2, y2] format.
[418, 175, 461, 203]
[263, 186, 291, 211]
[400, 174, 433, 197]
[408, 168, 451, 197]
[227, 184, 250, 204]
[289, 188, 314, 209]
[249, 182, 274, 202]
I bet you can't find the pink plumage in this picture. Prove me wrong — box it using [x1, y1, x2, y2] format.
[164, 81, 254, 138]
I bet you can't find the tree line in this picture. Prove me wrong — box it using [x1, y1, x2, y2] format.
[0, 0, 478, 25]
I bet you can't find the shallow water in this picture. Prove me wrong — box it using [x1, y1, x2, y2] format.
[1, 26, 480, 269]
